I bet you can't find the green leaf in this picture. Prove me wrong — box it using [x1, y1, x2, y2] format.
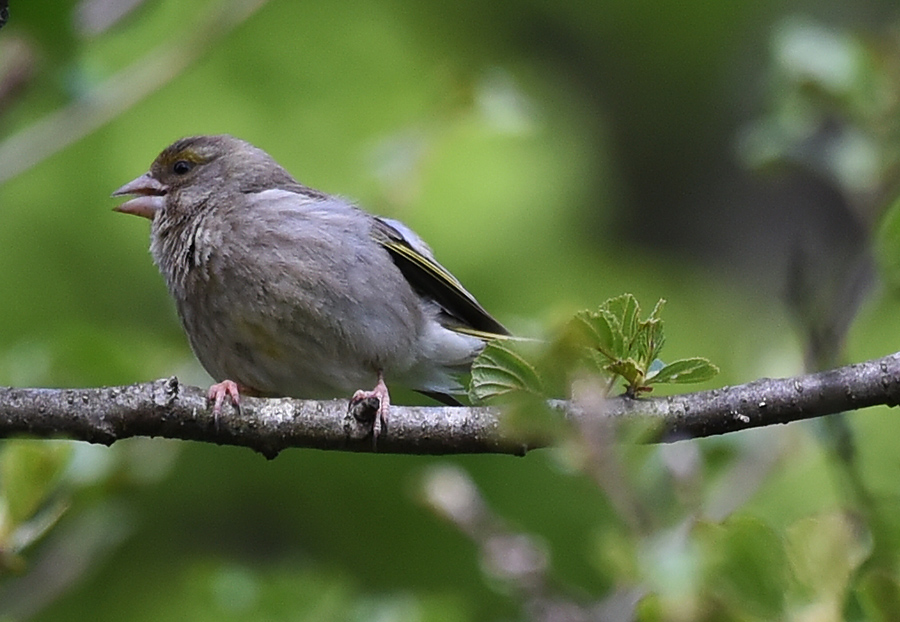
[8, 497, 69, 554]
[606, 294, 640, 346]
[571, 310, 619, 359]
[469, 340, 544, 402]
[477, 295, 718, 399]
[1, 440, 72, 525]
[876, 194, 900, 292]
[857, 569, 900, 622]
[647, 320, 666, 364]
[591, 523, 640, 583]
[607, 358, 644, 387]
[648, 298, 666, 321]
[601, 309, 627, 357]
[647, 357, 719, 385]
[584, 348, 614, 376]
[700, 516, 788, 619]
[634, 317, 665, 367]
[645, 300, 666, 359]
[500, 399, 568, 442]
[784, 512, 869, 600]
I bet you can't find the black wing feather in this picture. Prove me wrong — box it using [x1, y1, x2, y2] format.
[372, 218, 509, 337]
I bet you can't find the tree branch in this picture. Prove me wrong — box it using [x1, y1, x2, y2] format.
[2, 352, 900, 458]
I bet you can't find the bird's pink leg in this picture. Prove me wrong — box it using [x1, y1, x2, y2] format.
[207, 379, 243, 415]
[350, 371, 391, 443]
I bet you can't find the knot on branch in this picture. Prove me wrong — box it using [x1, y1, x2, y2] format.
[152, 376, 181, 410]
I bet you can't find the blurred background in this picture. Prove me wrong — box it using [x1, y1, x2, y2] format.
[2, 0, 900, 619]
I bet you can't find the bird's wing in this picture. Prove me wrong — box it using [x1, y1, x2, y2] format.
[372, 217, 509, 338]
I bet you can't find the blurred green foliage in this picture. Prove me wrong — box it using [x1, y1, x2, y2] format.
[2, 0, 900, 620]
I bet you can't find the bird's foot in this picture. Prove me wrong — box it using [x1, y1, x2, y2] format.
[207, 380, 253, 432]
[208, 380, 243, 414]
[350, 374, 390, 447]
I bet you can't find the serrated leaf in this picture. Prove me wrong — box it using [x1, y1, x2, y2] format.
[634, 317, 664, 366]
[605, 294, 640, 345]
[601, 309, 627, 357]
[644, 300, 667, 360]
[584, 348, 614, 376]
[630, 299, 665, 364]
[607, 358, 644, 387]
[571, 310, 621, 359]
[647, 357, 719, 384]
[647, 319, 665, 363]
[469, 340, 544, 402]
[553, 295, 719, 396]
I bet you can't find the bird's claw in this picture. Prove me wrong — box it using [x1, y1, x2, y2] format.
[207, 380, 242, 431]
[349, 375, 390, 448]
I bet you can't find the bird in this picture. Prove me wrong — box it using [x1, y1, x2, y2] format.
[112, 134, 508, 440]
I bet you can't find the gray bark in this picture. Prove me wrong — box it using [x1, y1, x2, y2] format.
[1, 352, 899, 458]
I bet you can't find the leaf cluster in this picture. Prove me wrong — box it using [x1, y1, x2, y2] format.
[470, 294, 719, 402]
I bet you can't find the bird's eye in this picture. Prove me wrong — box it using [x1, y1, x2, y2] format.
[173, 160, 193, 175]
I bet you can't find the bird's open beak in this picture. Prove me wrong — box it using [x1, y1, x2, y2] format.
[112, 173, 167, 220]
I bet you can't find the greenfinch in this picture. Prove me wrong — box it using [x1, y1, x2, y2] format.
[113, 135, 507, 439]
